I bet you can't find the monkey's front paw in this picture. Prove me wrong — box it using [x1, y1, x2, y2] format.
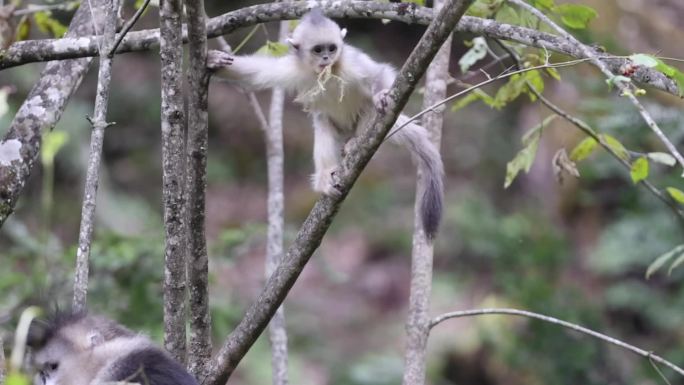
[207, 50, 234, 71]
[373, 89, 391, 113]
[311, 168, 342, 197]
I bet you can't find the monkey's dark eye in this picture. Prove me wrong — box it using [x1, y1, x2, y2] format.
[313, 45, 323, 54]
[328, 44, 337, 52]
[47, 362, 59, 371]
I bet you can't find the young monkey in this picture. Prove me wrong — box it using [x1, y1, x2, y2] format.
[208, 8, 444, 238]
[28, 312, 198, 385]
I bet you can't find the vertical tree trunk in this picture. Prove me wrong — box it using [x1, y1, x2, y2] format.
[265, 18, 290, 385]
[72, 0, 120, 313]
[185, 0, 212, 377]
[160, 0, 187, 363]
[401, 0, 452, 383]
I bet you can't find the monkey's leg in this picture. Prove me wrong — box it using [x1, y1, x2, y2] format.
[311, 115, 342, 196]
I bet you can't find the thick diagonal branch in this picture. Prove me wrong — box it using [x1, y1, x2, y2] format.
[199, 1, 474, 384]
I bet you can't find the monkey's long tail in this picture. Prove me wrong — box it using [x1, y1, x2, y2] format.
[387, 115, 445, 239]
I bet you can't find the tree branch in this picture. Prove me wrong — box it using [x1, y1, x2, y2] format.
[0, 0, 106, 228]
[430, 308, 684, 378]
[199, 1, 474, 384]
[0, 336, 4, 385]
[185, 0, 211, 377]
[72, 0, 119, 313]
[160, 0, 187, 364]
[508, 0, 684, 176]
[1, 2, 678, 97]
[401, 1, 450, 384]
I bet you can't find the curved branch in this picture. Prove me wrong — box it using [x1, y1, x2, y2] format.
[199, 1, 475, 384]
[1, 1, 678, 97]
[430, 308, 684, 378]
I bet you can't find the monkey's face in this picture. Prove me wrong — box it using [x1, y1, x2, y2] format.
[306, 41, 341, 72]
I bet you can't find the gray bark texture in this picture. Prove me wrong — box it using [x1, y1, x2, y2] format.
[199, 1, 474, 384]
[0, 0, 106, 228]
[401, 1, 451, 383]
[72, 0, 120, 313]
[1, 2, 677, 97]
[160, 0, 187, 364]
[265, 18, 290, 385]
[185, 0, 212, 378]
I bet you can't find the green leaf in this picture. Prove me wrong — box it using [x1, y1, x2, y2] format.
[459, 37, 488, 73]
[504, 115, 554, 188]
[651, 58, 684, 97]
[552, 4, 598, 29]
[600, 134, 629, 160]
[6, 371, 30, 385]
[667, 187, 684, 204]
[533, 0, 554, 9]
[569, 136, 598, 162]
[402, 0, 425, 5]
[15, 15, 31, 42]
[451, 88, 495, 110]
[495, 5, 519, 25]
[646, 244, 684, 279]
[41, 130, 69, 167]
[629, 53, 658, 68]
[524, 69, 544, 100]
[467, 0, 504, 18]
[630, 156, 649, 184]
[545, 67, 561, 81]
[647, 152, 676, 166]
[255, 41, 289, 57]
[33, 11, 68, 37]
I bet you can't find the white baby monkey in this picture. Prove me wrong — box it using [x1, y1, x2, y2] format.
[208, 8, 444, 238]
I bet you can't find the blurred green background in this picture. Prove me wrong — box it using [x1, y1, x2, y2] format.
[2, 0, 684, 384]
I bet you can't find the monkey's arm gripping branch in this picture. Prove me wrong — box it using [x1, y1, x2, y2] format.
[200, 1, 474, 384]
[208, 50, 301, 91]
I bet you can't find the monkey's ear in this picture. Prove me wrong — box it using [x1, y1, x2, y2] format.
[340, 28, 347, 39]
[287, 38, 300, 51]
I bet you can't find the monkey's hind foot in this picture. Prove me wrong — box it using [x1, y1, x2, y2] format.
[207, 50, 234, 70]
[311, 168, 342, 197]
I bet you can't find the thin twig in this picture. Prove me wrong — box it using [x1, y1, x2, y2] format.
[0, 335, 5, 385]
[508, 0, 684, 175]
[72, 0, 118, 313]
[430, 308, 684, 378]
[493, 39, 684, 221]
[384, 57, 592, 143]
[108, 0, 150, 58]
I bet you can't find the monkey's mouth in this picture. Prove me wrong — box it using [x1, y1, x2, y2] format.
[317, 64, 331, 72]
